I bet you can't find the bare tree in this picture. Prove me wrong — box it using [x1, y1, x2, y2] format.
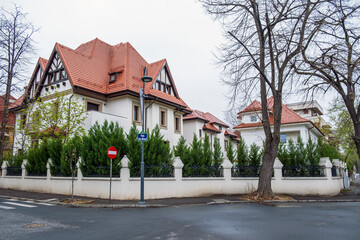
[294, 0, 360, 161]
[0, 5, 37, 159]
[200, 0, 321, 197]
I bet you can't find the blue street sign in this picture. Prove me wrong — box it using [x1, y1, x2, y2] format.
[138, 132, 148, 142]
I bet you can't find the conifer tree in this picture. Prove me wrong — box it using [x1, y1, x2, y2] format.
[26, 141, 49, 175]
[226, 141, 235, 163]
[81, 120, 126, 177]
[126, 123, 141, 177]
[213, 137, 223, 168]
[287, 139, 298, 166]
[183, 134, 202, 176]
[237, 138, 248, 167]
[306, 137, 320, 165]
[48, 138, 63, 175]
[202, 133, 212, 166]
[60, 134, 82, 176]
[174, 135, 188, 158]
[248, 143, 261, 167]
[296, 136, 307, 165]
[144, 125, 172, 176]
[277, 142, 289, 166]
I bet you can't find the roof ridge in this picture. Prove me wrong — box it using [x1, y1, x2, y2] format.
[57, 43, 91, 59]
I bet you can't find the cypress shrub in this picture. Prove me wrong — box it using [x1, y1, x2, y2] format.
[213, 137, 223, 168]
[296, 136, 307, 165]
[48, 138, 63, 175]
[144, 125, 172, 176]
[81, 120, 126, 177]
[183, 134, 202, 176]
[248, 143, 261, 167]
[306, 137, 320, 165]
[226, 141, 235, 163]
[127, 123, 142, 177]
[237, 138, 248, 167]
[60, 135, 82, 176]
[277, 142, 289, 166]
[26, 142, 49, 176]
[318, 138, 342, 162]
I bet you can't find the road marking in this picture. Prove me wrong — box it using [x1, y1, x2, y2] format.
[3, 202, 37, 208]
[24, 200, 54, 206]
[43, 198, 58, 202]
[0, 205, 15, 210]
[212, 199, 230, 203]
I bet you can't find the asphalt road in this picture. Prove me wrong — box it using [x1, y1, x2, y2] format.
[0, 198, 359, 240]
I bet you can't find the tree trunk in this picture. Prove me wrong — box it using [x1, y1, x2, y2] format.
[0, 72, 13, 159]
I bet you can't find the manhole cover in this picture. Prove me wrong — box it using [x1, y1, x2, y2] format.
[24, 224, 45, 228]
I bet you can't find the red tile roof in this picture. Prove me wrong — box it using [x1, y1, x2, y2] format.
[203, 123, 221, 133]
[234, 98, 311, 129]
[50, 38, 189, 111]
[184, 109, 229, 128]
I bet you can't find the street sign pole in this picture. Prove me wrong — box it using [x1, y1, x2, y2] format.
[139, 86, 145, 205]
[109, 158, 112, 203]
[107, 146, 117, 203]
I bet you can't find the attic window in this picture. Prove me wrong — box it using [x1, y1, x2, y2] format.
[109, 72, 120, 83]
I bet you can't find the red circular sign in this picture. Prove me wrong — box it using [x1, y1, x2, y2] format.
[107, 146, 117, 159]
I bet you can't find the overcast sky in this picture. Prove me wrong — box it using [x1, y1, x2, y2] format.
[2, 0, 335, 125]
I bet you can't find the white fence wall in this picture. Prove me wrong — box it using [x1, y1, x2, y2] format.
[0, 157, 345, 200]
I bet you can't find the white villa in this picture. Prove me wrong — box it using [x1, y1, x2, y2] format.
[11, 38, 193, 151]
[183, 109, 239, 153]
[234, 97, 324, 146]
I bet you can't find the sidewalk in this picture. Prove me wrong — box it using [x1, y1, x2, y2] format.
[1, 182, 359, 208]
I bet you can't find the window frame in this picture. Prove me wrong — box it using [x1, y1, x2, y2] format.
[250, 115, 257, 122]
[85, 99, 102, 112]
[280, 133, 287, 143]
[132, 102, 141, 125]
[174, 114, 181, 133]
[159, 107, 168, 130]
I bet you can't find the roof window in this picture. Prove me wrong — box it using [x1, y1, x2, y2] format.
[109, 72, 120, 83]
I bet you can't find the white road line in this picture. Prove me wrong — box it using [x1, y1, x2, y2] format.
[3, 201, 37, 208]
[43, 198, 58, 202]
[24, 200, 54, 206]
[0, 205, 15, 210]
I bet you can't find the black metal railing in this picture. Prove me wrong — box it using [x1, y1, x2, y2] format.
[6, 166, 22, 176]
[82, 165, 120, 178]
[232, 166, 261, 177]
[182, 165, 223, 177]
[282, 165, 324, 177]
[331, 166, 337, 177]
[131, 164, 174, 178]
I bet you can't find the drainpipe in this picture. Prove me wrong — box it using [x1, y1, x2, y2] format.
[67, 93, 75, 143]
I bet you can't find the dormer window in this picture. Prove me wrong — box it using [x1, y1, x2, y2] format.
[152, 66, 176, 97]
[109, 72, 120, 83]
[251, 116, 257, 122]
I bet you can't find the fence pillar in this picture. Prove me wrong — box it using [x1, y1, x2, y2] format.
[21, 159, 28, 179]
[46, 158, 52, 180]
[1, 161, 8, 178]
[173, 157, 184, 181]
[120, 155, 130, 180]
[273, 157, 283, 179]
[77, 157, 83, 180]
[319, 157, 333, 178]
[221, 157, 233, 180]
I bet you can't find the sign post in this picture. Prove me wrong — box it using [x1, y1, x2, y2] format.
[107, 146, 117, 203]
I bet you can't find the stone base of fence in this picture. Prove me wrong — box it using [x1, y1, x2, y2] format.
[0, 157, 345, 200]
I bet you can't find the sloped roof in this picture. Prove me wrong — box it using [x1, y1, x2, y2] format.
[51, 38, 189, 111]
[203, 123, 221, 133]
[0, 94, 18, 125]
[234, 98, 312, 129]
[184, 109, 229, 128]
[224, 129, 240, 141]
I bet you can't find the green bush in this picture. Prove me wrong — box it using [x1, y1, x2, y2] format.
[248, 143, 261, 166]
[237, 138, 248, 166]
[213, 137, 223, 168]
[48, 138, 63, 175]
[318, 138, 342, 162]
[26, 142, 49, 176]
[226, 142, 235, 163]
[127, 123, 142, 177]
[81, 120, 126, 177]
[60, 135, 82, 176]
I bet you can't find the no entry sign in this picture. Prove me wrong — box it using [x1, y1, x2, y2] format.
[107, 146, 117, 159]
